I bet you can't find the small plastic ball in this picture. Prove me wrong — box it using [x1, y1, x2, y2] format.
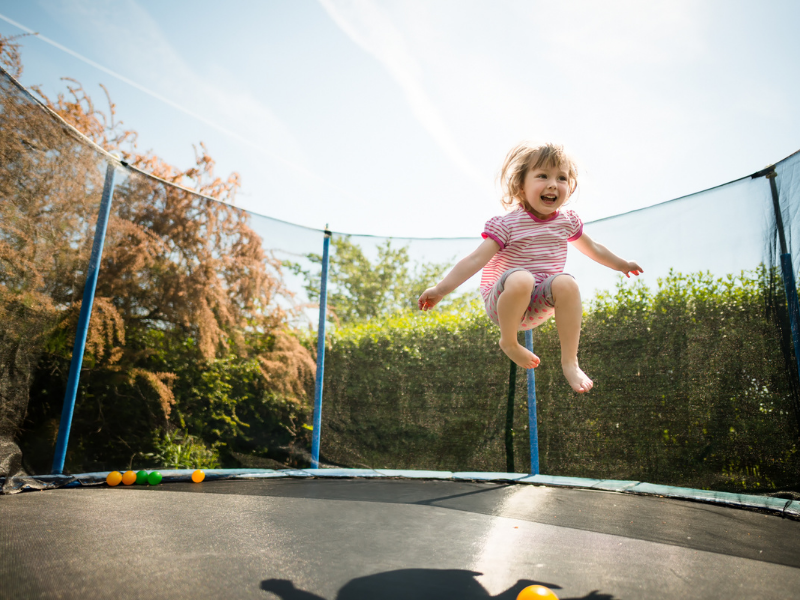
[191, 469, 205, 483]
[121, 470, 137, 485]
[147, 471, 162, 486]
[135, 470, 149, 485]
[106, 471, 123, 486]
[517, 586, 559, 600]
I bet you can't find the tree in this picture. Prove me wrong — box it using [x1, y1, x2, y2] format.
[0, 33, 129, 480]
[0, 34, 315, 477]
[286, 236, 461, 325]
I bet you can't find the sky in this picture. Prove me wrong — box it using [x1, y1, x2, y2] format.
[1, 0, 799, 240]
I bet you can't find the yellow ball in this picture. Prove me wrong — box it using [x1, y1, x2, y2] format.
[121, 470, 137, 485]
[191, 469, 205, 483]
[517, 586, 559, 600]
[106, 471, 123, 486]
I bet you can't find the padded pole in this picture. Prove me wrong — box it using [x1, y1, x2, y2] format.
[779, 254, 800, 381]
[505, 359, 517, 472]
[310, 229, 332, 468]
[767, 172, 800, 390]
[524, 329, 540, 475]
[768, 173, 789, 256]
[51, 164, 117, 474]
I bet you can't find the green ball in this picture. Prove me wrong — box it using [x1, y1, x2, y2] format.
[135, 470, 149, 485]
[147, 471, 162, 486]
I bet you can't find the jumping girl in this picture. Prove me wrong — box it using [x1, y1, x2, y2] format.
[418, 142, 642, 393]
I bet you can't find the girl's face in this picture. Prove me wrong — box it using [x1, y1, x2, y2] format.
[521, 162, 573, 220]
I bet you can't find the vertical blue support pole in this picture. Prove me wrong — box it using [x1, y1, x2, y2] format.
[310, 228, 332, 468]
[51, 164, 117, 474]
[779, 254, 800, 381]
[767, 171, 800, 386]
[524, 329, 540, 475]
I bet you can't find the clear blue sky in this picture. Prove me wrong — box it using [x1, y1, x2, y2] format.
[1, 0, 799, 238]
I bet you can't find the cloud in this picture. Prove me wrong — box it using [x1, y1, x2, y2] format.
[318, 0, 494, 196]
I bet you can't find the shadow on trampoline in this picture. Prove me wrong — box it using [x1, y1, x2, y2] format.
[261, 570, 615, 600]
[410, 484, 515, 506]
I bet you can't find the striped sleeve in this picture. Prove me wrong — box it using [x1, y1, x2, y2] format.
[482, 215, 509, 250]
[566, 210, 584, 242]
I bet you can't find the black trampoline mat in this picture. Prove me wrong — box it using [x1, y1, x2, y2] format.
[2, 478, 799, 599]
[141, 478, 800, 567]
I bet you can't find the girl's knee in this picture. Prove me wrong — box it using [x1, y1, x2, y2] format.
[504, 270, 535, 293]
[551, 274, 580, 298]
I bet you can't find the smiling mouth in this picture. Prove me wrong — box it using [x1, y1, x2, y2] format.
[541, 195, 558, 204]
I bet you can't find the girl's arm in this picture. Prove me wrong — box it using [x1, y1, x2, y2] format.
[418, 238, 500, 310]
[571, 232, 643, 278]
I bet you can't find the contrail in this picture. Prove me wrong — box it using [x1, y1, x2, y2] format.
[318, 0, 493, 197]
[0, 11, 365, 204]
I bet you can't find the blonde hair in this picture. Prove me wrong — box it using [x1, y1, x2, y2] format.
[498, 142, 578, 211]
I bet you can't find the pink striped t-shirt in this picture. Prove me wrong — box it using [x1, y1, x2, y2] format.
[480, 207, 583, 301]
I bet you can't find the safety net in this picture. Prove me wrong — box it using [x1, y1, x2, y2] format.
[1, 65, 799, 494]
[0, 70, 106, 480]
[319, 167, 800, 492]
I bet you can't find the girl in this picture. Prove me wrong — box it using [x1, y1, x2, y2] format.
[418, 142, 642, 393]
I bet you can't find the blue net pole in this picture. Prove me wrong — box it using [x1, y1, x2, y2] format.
[51, 163, 117, 474]
[505, 360, 517, 473]
[310, 229, 332, 468]
[778, 254, 800, 374]
[524, 329, 540, 475]
[768, 172, 800, 389]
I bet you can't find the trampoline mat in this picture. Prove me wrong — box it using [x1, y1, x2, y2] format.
[1, 478, 799, 599]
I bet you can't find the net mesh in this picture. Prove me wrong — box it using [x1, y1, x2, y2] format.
[0, 71, 106, 480]
[319, 158, 800, 491]
[1, 65, 798, 493]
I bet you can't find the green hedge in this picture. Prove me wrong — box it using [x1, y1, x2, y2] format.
[321, 269, 800, 492]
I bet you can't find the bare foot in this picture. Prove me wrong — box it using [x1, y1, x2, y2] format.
[562, 361, 593, 393]
[499, 339, 540, 369]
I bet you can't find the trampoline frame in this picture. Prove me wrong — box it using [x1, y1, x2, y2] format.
[3, 468, 797, 518]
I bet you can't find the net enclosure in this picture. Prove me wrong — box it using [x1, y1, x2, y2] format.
[1, 64, 799, 495]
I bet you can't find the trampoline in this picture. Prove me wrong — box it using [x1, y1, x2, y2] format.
[3, 54, 800, 600]
[2, 469, 799, 599]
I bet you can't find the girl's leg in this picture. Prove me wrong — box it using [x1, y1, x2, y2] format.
[551, 274, 593, 393]
[496, 271, 540, 369]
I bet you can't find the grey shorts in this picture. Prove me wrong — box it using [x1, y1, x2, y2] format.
[484, 269, 574, 330]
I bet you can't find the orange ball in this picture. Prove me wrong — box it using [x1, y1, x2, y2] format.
[191, 469, 205, 483]
[517, 586, 559, 600]
[106, 471, 123, 486]
[121, 470, 137, 485]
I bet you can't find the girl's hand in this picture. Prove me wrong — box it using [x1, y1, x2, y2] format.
[622, 261, 643, 278]
[418, 287, 444, 311]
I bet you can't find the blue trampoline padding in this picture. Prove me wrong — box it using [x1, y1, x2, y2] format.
[375, 469, 460, 479]
[2, 468, 797, 517]
[452, 472, 530, 482]
[305, 468, 385, 478]
[518, 474, 606, 487]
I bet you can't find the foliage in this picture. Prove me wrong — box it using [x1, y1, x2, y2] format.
[139, 330, 313, 460]
[140, 429, 220, 470]
[320, 268, 800, 492]
[286, 236, 459, 325]
[0, 34, 314, 474]
[0, 34, 109, 474]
